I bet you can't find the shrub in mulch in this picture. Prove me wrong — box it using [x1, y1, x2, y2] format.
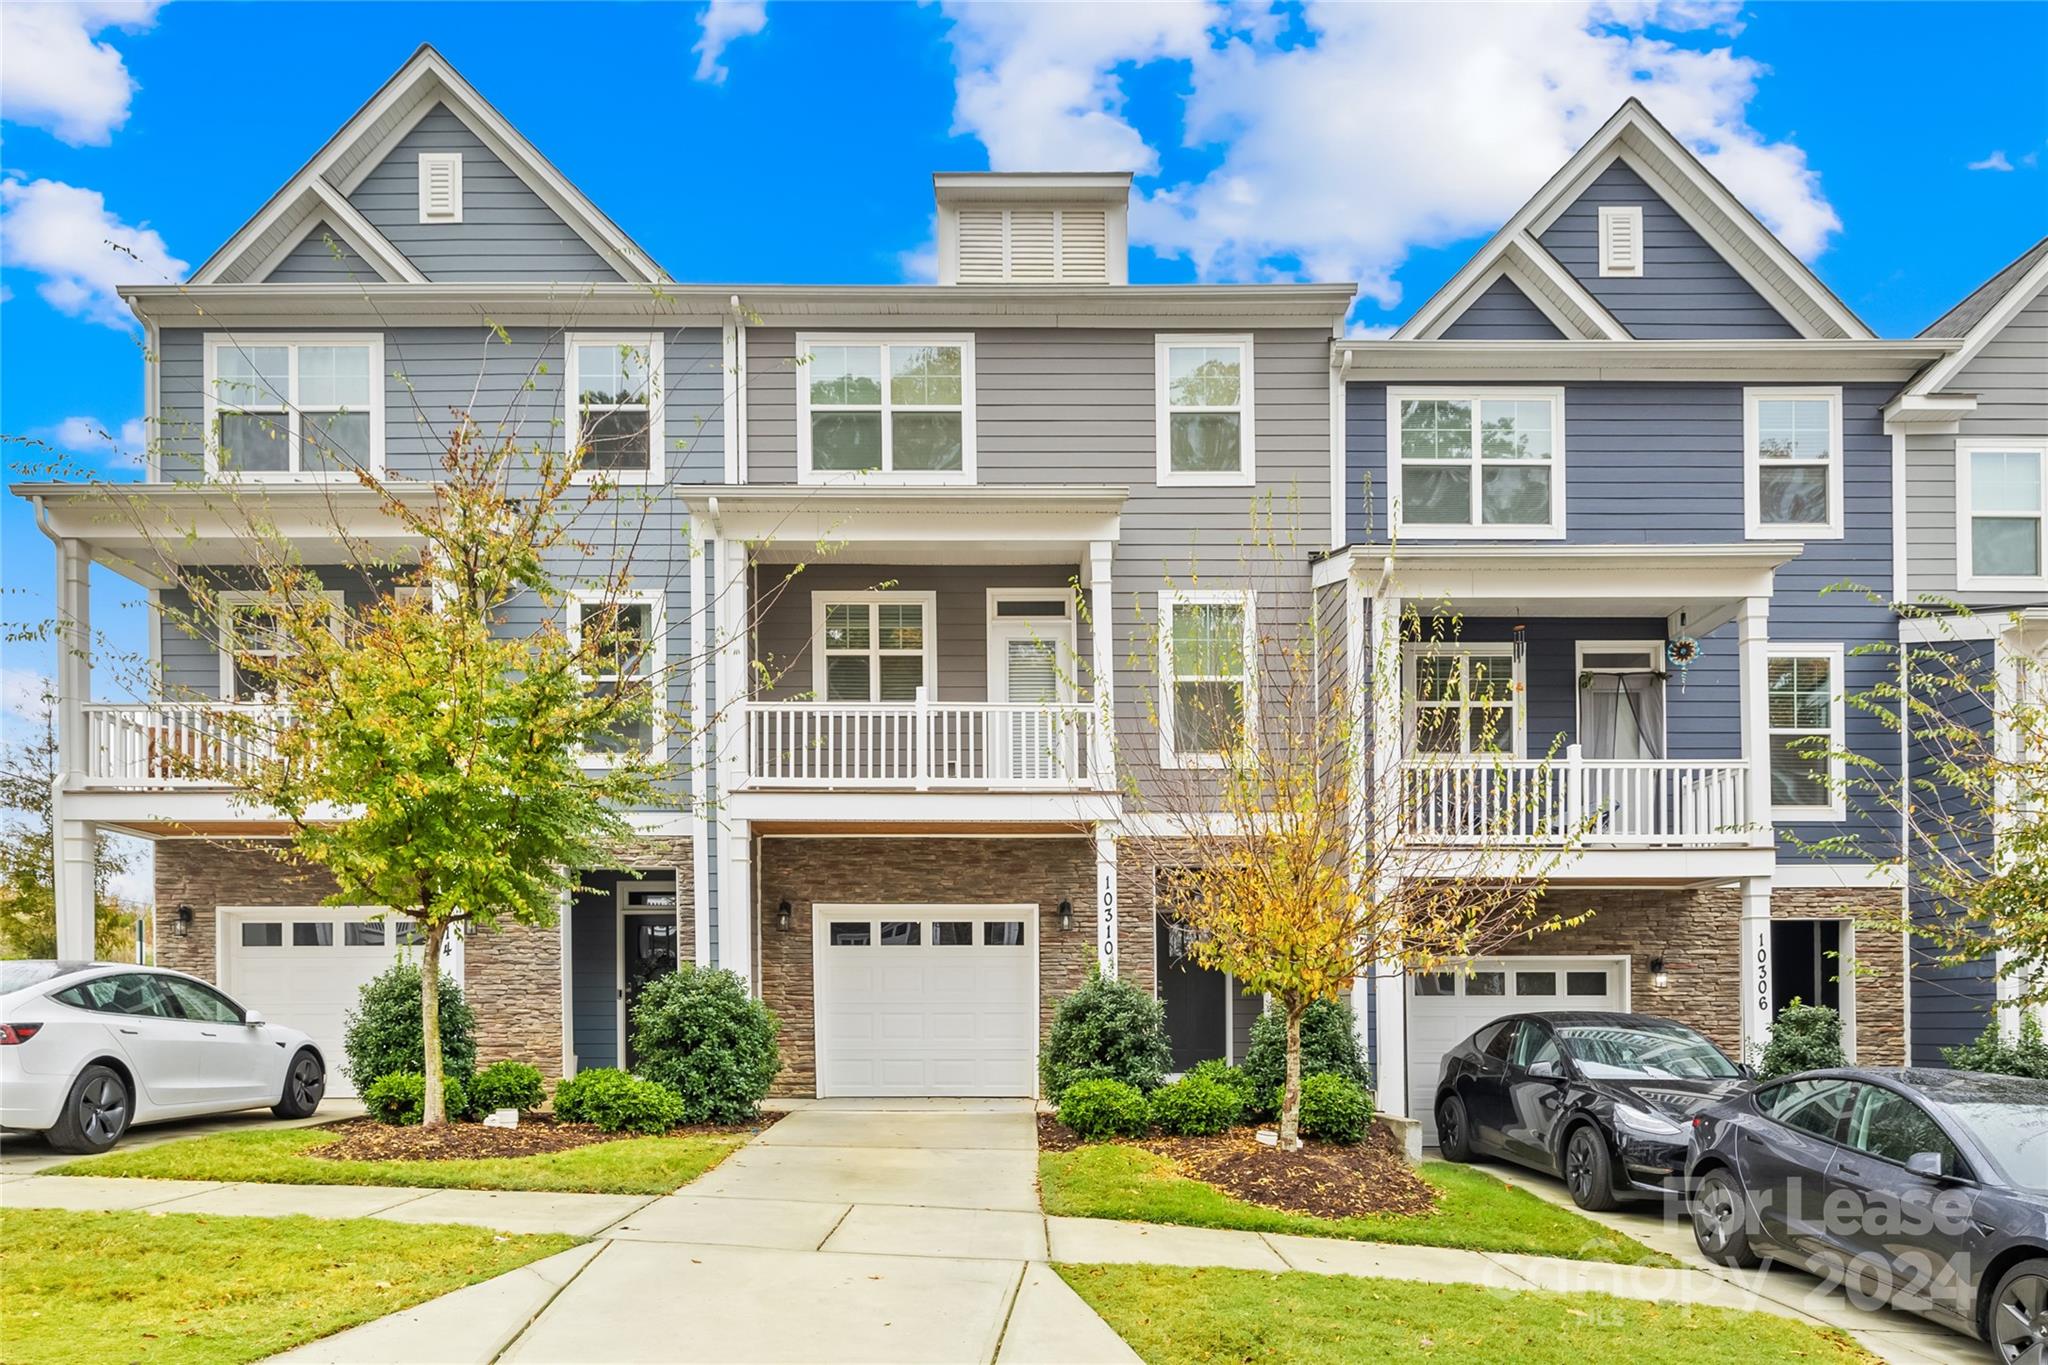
[305, 1109, 783, 1163]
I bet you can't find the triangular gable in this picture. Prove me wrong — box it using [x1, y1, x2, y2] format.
[1419, 239, 1624, 341]
[1400, 99, 1871, 341]
[1891, 236, 2048, 422]
[230, 181, 424, 285]
[1438, 276, 1565, 340]
[264, 220, 375, 282]
[193, 44, 663, 286]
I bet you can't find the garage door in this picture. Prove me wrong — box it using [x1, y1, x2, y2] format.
[219, 908, 461, 1097]
[814, 907, 1036, 1098]
[1409, 957, 1626, 1145]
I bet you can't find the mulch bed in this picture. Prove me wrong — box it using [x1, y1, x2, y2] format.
[304, 1109, 782, 1163]
[1038, 1113, 1438, 1220]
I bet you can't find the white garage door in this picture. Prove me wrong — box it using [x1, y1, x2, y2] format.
[1409, 956, 1626, 1145]
[814, 906, 1036, 1098]
[219, 908, 460, 1098]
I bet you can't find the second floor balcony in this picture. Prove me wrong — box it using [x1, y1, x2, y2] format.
[740, 693, 1102, 791]
[1398, 749, 1753, 848]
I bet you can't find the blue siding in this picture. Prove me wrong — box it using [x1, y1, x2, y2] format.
[570, 891, 618, 1071]
[265, 222, 375, 283]
[1440, 277, 1564, 340]
[1537, 160, 1799, 340]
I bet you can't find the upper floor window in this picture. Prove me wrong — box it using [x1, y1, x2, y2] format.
[218, 591, 343, 701]
[1744, 388, 1843, 539]
[1406, 645, 1522, 756]
[797, 336, 974, 483]
[1765, 645, 1844, 820]
[1157, 336, 1254, 486]
[813, 593, 934, 702]
[1959, 443, 2045, 588]
[568, 592, 663, 763]
[567, 335, 663, 483]
[1160, 590, 1253, 767]
[205, 336, 382, 478]
[1388, 388, 1563, 538]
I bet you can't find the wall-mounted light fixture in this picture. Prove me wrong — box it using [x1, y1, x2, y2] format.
[1057, 900, 1074, 933]
[1649, 957, 1668, 991]
[174, 905, 194, 939]
[777, 900, 793, 933]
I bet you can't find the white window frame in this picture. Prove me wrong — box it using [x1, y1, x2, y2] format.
[1764, 642, 1846, 821]
[795, 334, 976, 485]
[417, 152, 463, 224]
[1402, 642, 1528, 759]
[1597, 205, 1643, 278]
[566, 589, 667, 765]
[217, 590, 344, 701]
[1957, 441, 2047, 592]
[566, 333, 665, 486]
[810, 591, 940, 703]
[1156, 334, 1255, 488]
[1744, 387, 1845, 540]
[1571, 640, 1668, 750]
[203, 334, 385, 480]
[1158, 589, 1255, 769]
[1386, 386, 1566, 540]
[985, 588, 1077, 704]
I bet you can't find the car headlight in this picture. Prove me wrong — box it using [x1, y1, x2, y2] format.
[1612, 1102, 1687, 1141]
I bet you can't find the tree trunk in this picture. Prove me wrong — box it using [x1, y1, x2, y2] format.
[421, 920, 445, 1129]
[1278, 1003, 1304, 1150]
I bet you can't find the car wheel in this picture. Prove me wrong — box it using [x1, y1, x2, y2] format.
[1690, 1167, 1762, 1269]
[1562, 1124, 1619, 1211]
[45, 1064, 131, 1154]
[1988, 1257, 2048, 1365]
[272, 1048, 325, 1119]
[1437, 1095, 1474, 1162]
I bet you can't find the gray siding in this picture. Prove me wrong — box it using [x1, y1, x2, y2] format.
[1440, 276, 1565, 340]
[264, 222, 375, 283]
[570, 892, 618, 1071]
[346, 104, 621, 283]
[1538, 161, 1799, 339]
[158, 566, 389, 700]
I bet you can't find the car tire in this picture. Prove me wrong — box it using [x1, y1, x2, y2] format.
[1986, 1257, 2048, 1364]
[45, 1063, 131, 1154]
[1690, 1167, 1762, 1269]
[1562, 1124, 1619, 1211]
[1436, 1095, 1474, 1162]
[272, 1048, 326, 1119]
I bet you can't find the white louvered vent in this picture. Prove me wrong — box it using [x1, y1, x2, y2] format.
[957, 208, 1006, 281]
[418, 152, 463, 224]
[1060, 208, 1109, 282]
[1598, 205, 1642, 278]
[1007, 209, 1057, 281]
[950, 205, 1117, 283]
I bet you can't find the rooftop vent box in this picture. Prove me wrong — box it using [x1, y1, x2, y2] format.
[935, 172, 1130, 286]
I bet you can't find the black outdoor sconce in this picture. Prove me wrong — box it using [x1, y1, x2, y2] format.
[1649, 957, 1668, 991]
[777, 900, 793, 933]
[1057, 900, 1074, 933]
[175, 904, 194, 938]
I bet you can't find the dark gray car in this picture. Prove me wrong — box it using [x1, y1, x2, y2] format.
[1686, 1068, 2048, 1359]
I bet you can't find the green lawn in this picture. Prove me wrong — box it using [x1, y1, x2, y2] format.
[1058, 1264, 1875, 1365]
[0, 1207, 577, 1365]
[52, 1125, 748, 1195]
[1040, 1144, 1673, 1266]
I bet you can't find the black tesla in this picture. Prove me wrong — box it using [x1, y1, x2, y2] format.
[1433, 1010, 1749, 1210]
[1687, 1068, 2048, 1360]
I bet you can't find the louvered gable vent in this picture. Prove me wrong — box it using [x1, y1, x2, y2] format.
[1598, 204, 1642, 277]
[937, 174, 1130, 285]
[418, 152, 463, 224]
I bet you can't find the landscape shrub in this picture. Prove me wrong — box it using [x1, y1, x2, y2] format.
[341, 960, 477, 1094]
[1241, 997, 1370, 1117]
[1757, 999, 1846, 1079]
[1298, 1072, 1371, 1145]
[364, 1071, 469, 1126]
[1186, 1058, 1260, 1112]
[1147, 1074, 1244, 1136]
[1057, 1078, 1151, 1141]
[469, 1060, 548, 1115]
[551, 1067, 687, 1134]
[629, 966, 781, 1123]
[1039, 970, 1174, 1102]
[1944, 1014, 2048, 1079]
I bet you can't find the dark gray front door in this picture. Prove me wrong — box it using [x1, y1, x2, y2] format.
[1156, 911, 1227, 1072]
[621, 912, 679, 1070]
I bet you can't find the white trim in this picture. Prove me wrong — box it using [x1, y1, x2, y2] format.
[1572, 639, 1667, 757]
[1385, 386, 1565, 540]
[1417, 251, 1625, 343]
[566, 588, 668, 765]
[613, 876, 681, 1066]
[216, 589, 344, 700]
[1743, 386, 1844, 541]
[1156, 334, 1256, 488]
[794, 333, 977, 485]
[1891, 427, 1907, 603]
[566, 333, 664, 486]
[809, 590, 940, 703]
[1158, 589, 1256, 770]
[202, 333, 386, 481]
[985, 588, 1077, 705]
[1402, 640, 1528, 758]
[416, 151, 462, 223]
[1597, 205, 1643, 278]
[1764, 642, 1847, 822]
[1769, 860, 1903, 889]
[1905, 254, 2048, 399]
[1956, 440, 2047, 593]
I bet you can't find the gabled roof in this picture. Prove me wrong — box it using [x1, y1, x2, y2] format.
[1893, 234, 2048, 411]
[190, 44, 663, 287]
[1415, 236, 1626, 341]
[1919, 235, 2048, 338]
[1399, 99, 1872, 342]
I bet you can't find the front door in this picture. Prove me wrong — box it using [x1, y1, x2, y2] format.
[620, 912, 679, 1069]
[989, 603, 1075, 783]
[1156, 910, 1229, 1072]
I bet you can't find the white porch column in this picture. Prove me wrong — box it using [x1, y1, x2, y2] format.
[1367, 582, 1408, 1118]
[1088, 540, 1114, 782]
[687, 520, 712, 968]
[53, 536, 96, 961]
[1739, 876, 1775, 1063]
[723, 818, 754, 989]
[1736, 593, 1772, 840]
[712, 537, 753, 986]
[1094, 824, 1118, 976]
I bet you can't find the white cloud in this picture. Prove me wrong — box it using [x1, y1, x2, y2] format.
[1969, 150, 2015, 172]
[0, 2, 162, 146]
[693, 0, 767, 83]
[0, 176, 187, 329]
[938, 1, 1841, 313]
[53, 415, 147, 468]
[0, 668, 54, 727]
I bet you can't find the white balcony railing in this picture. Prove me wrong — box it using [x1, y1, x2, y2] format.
[83, 702, 281, 788]
[1399, 749, 1752, 847]
[742, 696, 1101, 790]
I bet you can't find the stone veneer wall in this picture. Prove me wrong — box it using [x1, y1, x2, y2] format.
[155, 839, 339, 981]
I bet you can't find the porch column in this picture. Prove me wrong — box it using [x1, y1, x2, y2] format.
[1736, 593, 1772, 841]
[713, 538, 752, 802]
[53, 535, 96, 961]
[1368, 581, 1408, 1118]
[1094, 824, 1118, 976]
[723, 818, 754, 989]
[1739, 876, 1774, 1063]
[687, 521, 712, 968]
[1088, 540, 1114, 782]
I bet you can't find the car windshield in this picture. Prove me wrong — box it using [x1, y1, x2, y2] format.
[1556, 1022, 1741, 1080]
[0, 962, 71, 996]
[1944, 1099, 2048, 1194]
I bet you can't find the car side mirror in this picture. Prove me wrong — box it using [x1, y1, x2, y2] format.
[1526, 1059, 1562, 1081]
[1905, 1151, 1944, 1178]
[1736, 1063, 1757, 1080]
[243, 1009, 266, 1027]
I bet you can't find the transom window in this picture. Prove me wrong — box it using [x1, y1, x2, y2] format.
[815, 595, 933, 702]
[1745, 388, 1843, 538]
[798, 336, 973, 480]
[568, 335, 663, 481]
[570, 594, 662, 761]
[1766, 647, 1844, 818]
[1961, 444, 2045, 586]
[1390, 389, 1562, 536]
[1161, 592, 1252, 766]
[1157, 336, 1254, 485]
[1407, 646, 1521, 755]
[206, 336, 382, 477]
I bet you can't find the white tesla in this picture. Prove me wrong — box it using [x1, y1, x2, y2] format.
[1, 961, 327, 1152]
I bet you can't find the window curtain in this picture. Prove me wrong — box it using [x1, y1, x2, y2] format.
[1582, 674, 1665, 759]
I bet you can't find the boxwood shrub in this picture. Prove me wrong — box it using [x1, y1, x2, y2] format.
[629, 966, 780, 1124]
[1298, 1072, 1371, 1145]
[364, 1071, 469, 1126]
[552, 1067, 687, 1134]
[1148, 1074, 1243, 1136]
[1241, 997, 1369, 1117]
[342, 960, 477, 1095]
[1040, 970, 1174, 1102]
[1057, 1078, 1150, 1141]
[470, 1060, 548, 1115]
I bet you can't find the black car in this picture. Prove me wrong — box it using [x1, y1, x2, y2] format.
[1433, 1010, 1749, 1210]
[1687, 1068, 2048, 1359]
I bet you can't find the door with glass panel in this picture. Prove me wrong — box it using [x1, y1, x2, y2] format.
[988, 595, 1074, 783]
[1577, 644, 1667, 833]
[817, 595, 930, 780]
[618, 881, 679, 1071]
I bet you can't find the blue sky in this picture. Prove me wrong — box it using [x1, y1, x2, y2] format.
[3, 0, 2045, 746]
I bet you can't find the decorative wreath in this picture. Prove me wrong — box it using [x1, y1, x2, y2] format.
[1666, 636, 1700, 668]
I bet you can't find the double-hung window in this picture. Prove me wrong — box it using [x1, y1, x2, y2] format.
[1765, 645, 1844, 819]
[1407, 646, 1522, 755]
[814, 594, 935, 702]
[1161, 591, 1253, 767]
[569, 592, 663, 762]
[1960, 443, 2045, 588]
[798, 336, 973, 481]
[1157, 335, 1254, 485]
[1389, 388, 1563, 536]
[567, 334, 663, 482]
[218, 591, 343, 701]
[206, 335, 382, 477]
[1745, 388, 1843, 538]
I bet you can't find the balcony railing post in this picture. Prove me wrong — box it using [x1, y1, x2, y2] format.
[1564, 743, 1583, 834]
[914, 686, 930, 791]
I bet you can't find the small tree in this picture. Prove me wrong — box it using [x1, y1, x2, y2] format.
[0, 694, 140, 960]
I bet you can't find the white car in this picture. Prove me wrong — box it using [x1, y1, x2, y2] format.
[1, 961, 327, 1152]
